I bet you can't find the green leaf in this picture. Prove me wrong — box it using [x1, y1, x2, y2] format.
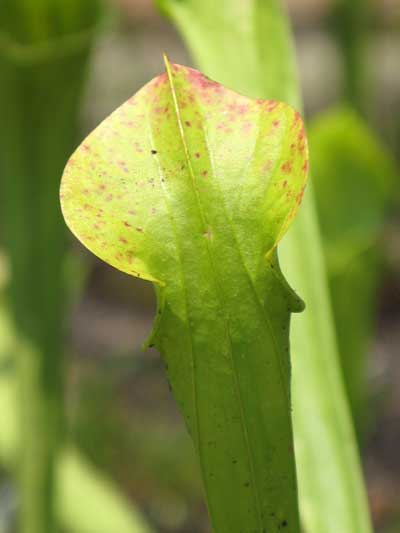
[61, 57, 308, 533]
[309, 106, 398, 427]
[154, 1, 373, 532]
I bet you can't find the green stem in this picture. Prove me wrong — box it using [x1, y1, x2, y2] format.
[157, 263, 300, 532]
[17, 343, 61, 532]
[0, 23, 96, 533]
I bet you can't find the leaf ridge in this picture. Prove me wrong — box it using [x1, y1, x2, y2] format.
[164, 56, 265, 532]
[143, 90, 215, 523]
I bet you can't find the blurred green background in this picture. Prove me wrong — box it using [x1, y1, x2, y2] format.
[0, 0, 399, 532]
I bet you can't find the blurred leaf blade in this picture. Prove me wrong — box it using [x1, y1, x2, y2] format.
[155, 0, 373, 532]
[0, 286, 152, 533]
[0, 2, 102, 531]
[310, 107, 397, 271]
[309, 106, 398, 427]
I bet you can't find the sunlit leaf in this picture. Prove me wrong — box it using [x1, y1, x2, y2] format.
[61, 57, 308, 533]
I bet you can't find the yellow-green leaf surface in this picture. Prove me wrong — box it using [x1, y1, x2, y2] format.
[61, 58, 308, 533]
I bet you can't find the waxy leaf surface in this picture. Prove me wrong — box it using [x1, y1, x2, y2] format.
[61, 59, 308, 533]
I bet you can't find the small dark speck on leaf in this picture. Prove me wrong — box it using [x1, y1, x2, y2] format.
[203, 228, 212, 240]
[244, 481, 250, 487]
[151, 149, 157, 154]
